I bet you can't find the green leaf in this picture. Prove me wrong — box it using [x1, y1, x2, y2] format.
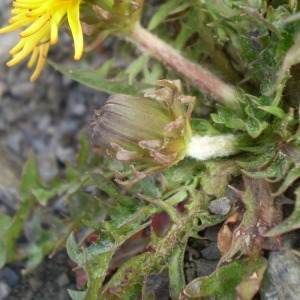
[66, 233, 84, 266]
[88, 232, 117, 256]
[266, 26, 298, 92]
[175, 8, 199, 50]
[84, 250, 115, 299]
[23, 243, 43, 271]
[90, 173, 138, 208]
[77, 133, 90, 168]
[211, 105, 246, 131]
[242, 155, 290, 179]
[258, 106, 286, 119]
[201, 160, 239, 197]
[169, 243, 186, 299]
[266, 186, 300, 236]
[3, 201, 34, 262]
[20, 154, 42, 200]
[125, 55, 150, 85]
[102, 252, 151, 299]
[68, 290, 86, 300]
[245, 106, 268, 138]
[66, 164, 81, 182]
[272, 167, 300, 196]
[183, 257, 267, 299]
[0, 245, 8, 268]
[49, 61, 148, 95]
[148, 0, 184, 30]
[235, 259, 268, 300]
[190, 119, 221, 136]
[32, 187, 57, 206]
[0, 215, 11, 268]
[237, 150, 276, 169]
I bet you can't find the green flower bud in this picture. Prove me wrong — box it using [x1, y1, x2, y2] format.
[89, 80, 193, 184]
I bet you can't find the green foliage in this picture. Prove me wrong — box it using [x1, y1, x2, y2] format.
[182, 257, 268, 299]
[49, 60, 151, 95]
[3, 0, 300, 299]
[266, 186, 300, 236]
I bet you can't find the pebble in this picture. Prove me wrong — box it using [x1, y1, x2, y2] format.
[201, 242, 221, 261]
[28, 277, 43, 292]
[195, 259, 219, 278]
[0, 81, 5, 101]
[37, 153, 59, 184]
[0, 266, 20, 300]
[208, 197, 232, 215]
[55, 146, 76, 164]
[0, 33, 20, 64]
[6, 132, 24, 155]
[0, 282, 11, 299]
[0, 267, 20, 288]
[55, 273, 70, 288]
[146, 269, 169, 300]
[204, 224, 222, 242]
[260, 248, 300, 300]
[10, 82, 35, 99]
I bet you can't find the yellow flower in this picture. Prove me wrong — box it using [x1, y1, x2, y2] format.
[0, 0, 84, 81]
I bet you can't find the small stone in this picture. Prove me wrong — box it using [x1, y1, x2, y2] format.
[0, 281, 11, 299]
[70, 102, 86, 117]
[37, 153, 59, 183]
[28, 276, 43, 291]
[6, 132, 23, 154]
[56, 146, 76, 164]
[201, 242, 221, 261]
[204, 224, 222, 242]
[185, 266, 197, 283]
[194, 259, 218, 278]
[0, 81, 5, 101]
[58, 288, 72, 300]
[56, 273, 70, 288]
[0, 31, 20, 63]
[2, 266, 20, 288]
[208, 197, 232, 215]
[10, 81, 35, 98]
[260, 249, 300, 300]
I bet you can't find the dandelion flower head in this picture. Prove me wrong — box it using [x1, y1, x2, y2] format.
[0, 0, 84, 81]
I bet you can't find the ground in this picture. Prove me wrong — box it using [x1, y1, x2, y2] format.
[0, 1, 300, 299]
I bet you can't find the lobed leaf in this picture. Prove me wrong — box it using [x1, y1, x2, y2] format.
[147, 0, 184, 30]
[265, 186, 300, 236]
[49, 61, 149, 95]
[182, 257, 267, 299]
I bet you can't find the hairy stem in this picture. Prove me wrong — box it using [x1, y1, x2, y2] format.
[125, 22, 240, 110]
[187, 134, 246, 160]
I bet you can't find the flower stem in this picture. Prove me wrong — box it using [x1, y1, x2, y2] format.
[187, 134, 246, 160]
[126, 22, 240, 111]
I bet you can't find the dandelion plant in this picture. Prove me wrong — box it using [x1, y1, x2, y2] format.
[1, 0, 300, 299]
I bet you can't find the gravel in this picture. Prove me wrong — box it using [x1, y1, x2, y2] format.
[0, 4, 109, 299]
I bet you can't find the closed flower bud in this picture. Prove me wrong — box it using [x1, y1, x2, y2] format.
[89, 80, 193, 184]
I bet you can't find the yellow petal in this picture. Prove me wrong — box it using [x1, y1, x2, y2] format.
[0, 18, 30, 33]
[49, 8, 66, 44]
[67, 0, 83, 60]
[20, 14, 48, 37]
[8, 24, 50, 66]
[27, 46, 39, 68]
[29, 42, 50, 81]
[1, 0, 84, 80]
